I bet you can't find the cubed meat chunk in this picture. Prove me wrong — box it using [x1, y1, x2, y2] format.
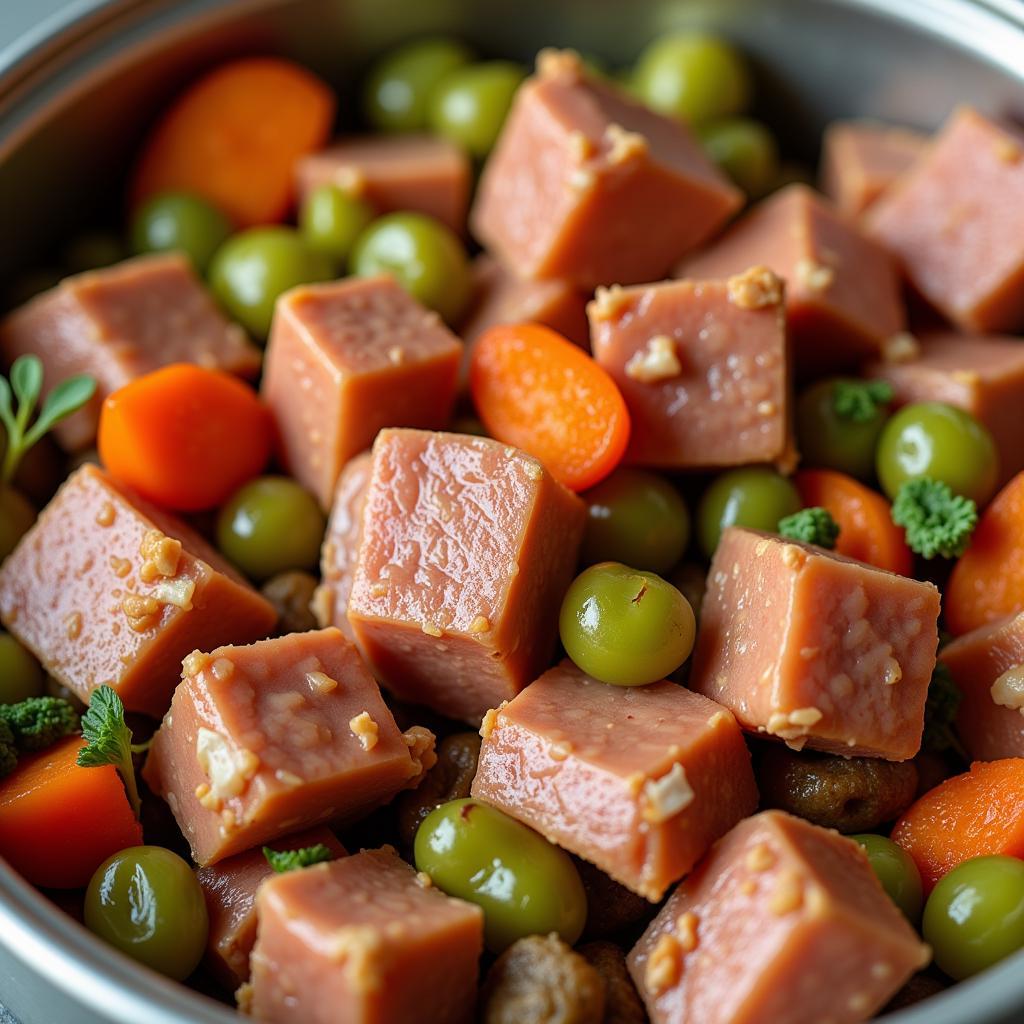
[197, 825, 346, 989]
[690, 528, 940, 760]
[678, 185, 905, 374]
[588, 268, 793, 470]
[0, 253, 261, 451]
[249, 847, 483, 1024]
[142, 627, 434, 864]
[261, 277, 462, 509]
[866, 107, 1024, 332]
[347, 429, 586, 724]
[295, 134, 471, 233]
[627, 810, 929, 1024]
[472, 660, 758, 901]
[471, 50, 741, 289]
[0, 465, 276, 717]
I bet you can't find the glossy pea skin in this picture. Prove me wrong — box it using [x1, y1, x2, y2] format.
[581, 468, 689, 574]
[696, 467, 801, 557]
[876, 401, 999, 505]
[130, 192, 232, 273]
[427, 61, 526, 158]
[0, 632, 44, 705]
[797, 378, 890, 481]
[85, 846, 209, 981]
[698, 117, 779, 197]
[0, 486, 35, 564]
[852, 834, 924, 922]
[363, 37, 474, 133]
[415, 798, 586, 952]
[923, 855, 1024, 980]
[559, 562, 696, 686]
[216, 477, 326, 581]
[299, 184, 376, 266]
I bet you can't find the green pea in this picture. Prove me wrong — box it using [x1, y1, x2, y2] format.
[85, 846, 209, 980]
[0, 486, 35, 564]
[0, 633, 44, 705]
[582, 468, 689, 574]
[632, 33, 751, 124]
[350, 212, 470, 323]
[851, 834, 923, 922]
[698, 117, 779, 197]
[130, 192, 232, 273]
[61, 232, 126, 274]
[363, 37, 474, 133]
[427, 61, 527, 159]
[559, 562, 696, 686]
[209, 227, 334, 340]
[696, 467, 800, 557]
[797, 379, 891, 481]
[299, 185, 376, 266]
[216, 477, 326, 582]
[923, 855, 1024, 980]
[415, 798, 586, 952]
[876, 402, 999, 505]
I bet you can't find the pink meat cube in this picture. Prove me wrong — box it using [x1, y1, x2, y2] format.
[472, 660, 757, 901]
[627, 811, 929, 1024]
[867, 107, 1024, 332]
[142, 627, 435, 864]
[295, 134, 471, 233]
[679, 185, 905, 374]
[690, 528, 940, 760]
[471, 50, 741, 289]
[588, 267, 793, 470]
[261, 276, 462, 509]
[347, 429, 586, 724]
[249, 848, 483, 1024]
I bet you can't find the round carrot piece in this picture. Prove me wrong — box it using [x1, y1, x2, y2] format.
[469, 323, 630, 491]
[98, 364, 272, 511]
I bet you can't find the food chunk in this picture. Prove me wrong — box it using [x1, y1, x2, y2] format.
[249, 847, 483, 1024]
[471, 50, 741, 289]
[348, 429, 586, 723]
[261, 277, 462, 508]
[295, 134, 471, 233]
[0, 253, 260, 451]
[472, 660, 757, 900]
[627, 811, 929, 1024]
[0, 465, 276, 717]
[690, 527, 940, 760]
[142, 627, 433, 864]
[867, 107, 1024, 332]
[588, 268, 792, 470]
[678, 185, 904, 373]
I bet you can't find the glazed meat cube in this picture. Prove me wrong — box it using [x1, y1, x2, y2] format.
[295, 134, 471, 233]
[347, 429, 586, 724]
[678, 185, 905, 374]
[249, 848, 483, 1024]
[867, 107, 1024, 332]
[588, 267, 793, 470]
[197, 825, 346, 989]
[690, 528, 940, 760]
[0, 465, 276, 717]
[471, 50, 741, 289]
[627, 811, 929, 1024]
[0, 253, 261, 451]
[261, 277, 462, 509]
[472, 660, 757, 900]
[142, 627, 434, 864]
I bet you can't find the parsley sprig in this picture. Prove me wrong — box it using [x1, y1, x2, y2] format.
[76, 685, 142, 817]
[263, 844, 335, 873]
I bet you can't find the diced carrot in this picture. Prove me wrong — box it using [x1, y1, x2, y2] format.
[132, 58, 335, 227]
[469, 323, 630, 491]
[795, 469, 913, 575]
[0, 737, 142, 889]
[946, 471, 1024, 635]
[98, 364, 272, 511]
[891, 758, 1024, 893]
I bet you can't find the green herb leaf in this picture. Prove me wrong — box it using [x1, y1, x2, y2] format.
[263, 844, 335, 873]
[0, 378, 16, 448]
[10, 356, 42, 433]
[0, 697, 79, 752]
[778, 506, 840, 549]
[76, 685, 141, 818]
[832, 379, 893, 423]
[24, 375, 97, 448]
[891, 477, 977, 559]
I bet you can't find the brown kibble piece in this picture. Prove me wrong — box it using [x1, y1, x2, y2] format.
[261, 571, 318, 635]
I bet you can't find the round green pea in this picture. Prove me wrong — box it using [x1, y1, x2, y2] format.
[696, 467, 801, 557]
[216, 477, 326, 582]
[85, 846, 209, 981]
[0, 633, 44, 705]
[61, 232, 126, 274]
[415, 798, 586, 952]
[797, 379, 891, 481]
[923, 855, 1024, 980]
[876, 401, 999, 505]
[0, 486, 35, 564]
[559, 562, 696, 686]
[130, 192, 232, 273]
[582, 468, 689, 574]
[852, 834, 924, 922]
[299, 184, 376, 266]
[698, 117, 779, 197]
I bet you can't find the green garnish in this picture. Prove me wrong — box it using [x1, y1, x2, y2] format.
[76, 685, 141, 817]
[0, 355, 96, 483]
[891, 477, 977, 559]
[0, 696, 78, 752]
[922, 662, 965, 756]
[263, 844, 335, 874]
[0, 718, 17, 779]
[778, 506, 840, 549]
[832, 379, 893, 423]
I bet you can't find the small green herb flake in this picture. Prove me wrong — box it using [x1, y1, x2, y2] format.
[891, 477, 977, 559]
[76, 685, 141, 817]
[0, 718, 17, 779]
[263, 844, 335, 873]
[0, 697, 79, 752]
[778, 506, 840, 549]
[922, 662, 964, 755]
[832, 379, 893, 423]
